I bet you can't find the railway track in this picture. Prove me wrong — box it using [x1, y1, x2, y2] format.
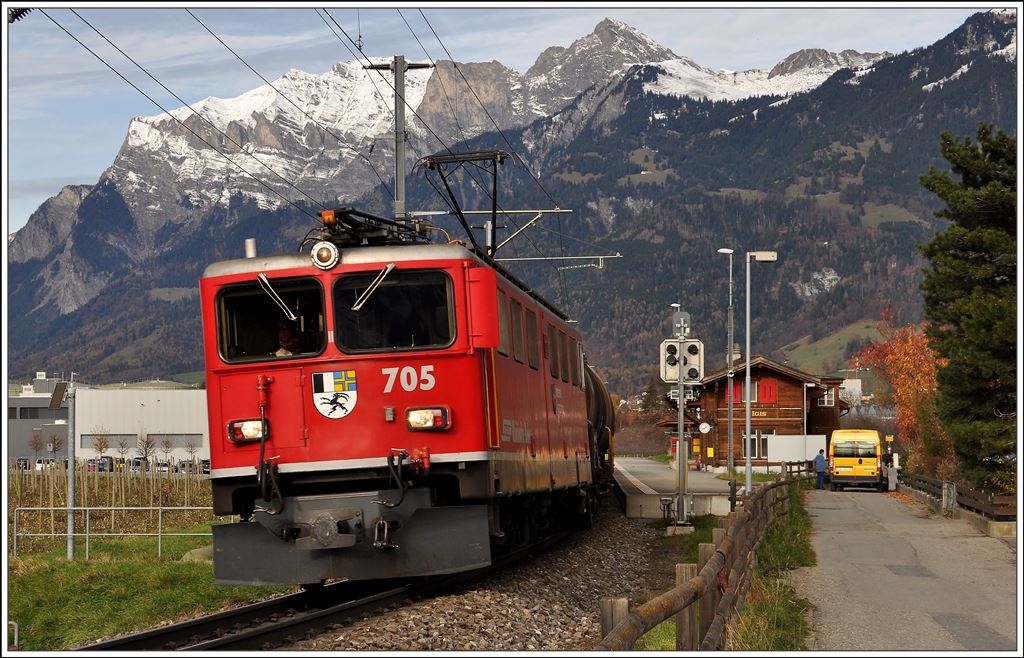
[77, 533, 567, 650]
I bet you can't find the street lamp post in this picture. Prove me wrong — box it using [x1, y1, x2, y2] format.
[744, 250, 777, 495]
[717, 248, 735, 476]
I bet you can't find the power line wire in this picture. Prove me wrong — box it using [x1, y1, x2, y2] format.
[416, 9, 569, 306]
[418, 9, 562, 211]
[396, 8, 469, 146]
[69, 8, 327, 211]
[186, 8, 394, 200]
[39, 9, 321, 223]
[321, 8, 571, 310]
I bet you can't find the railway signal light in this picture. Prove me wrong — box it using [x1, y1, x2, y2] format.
[660, 339, 680, 383]
[681, 338, 704, 383]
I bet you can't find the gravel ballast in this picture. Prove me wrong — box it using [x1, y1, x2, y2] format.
[289, 508, 666, 651]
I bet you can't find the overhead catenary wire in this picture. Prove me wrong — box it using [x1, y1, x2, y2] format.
[68, 8, 328, 212]
[415, 9, 571, 305]
[417, 9, 562, 211]
[186, 8, 394, 200]
[38, 9, 322, 224]
[321, 8, 564, 279]
[396, 8, 469, 147]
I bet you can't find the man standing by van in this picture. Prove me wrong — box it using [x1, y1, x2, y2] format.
[814, 449, 827, 489]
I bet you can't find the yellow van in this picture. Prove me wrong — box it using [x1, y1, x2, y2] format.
[829, 429, 885, 491]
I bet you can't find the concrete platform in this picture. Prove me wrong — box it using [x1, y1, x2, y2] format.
[614, 456, 735, 519]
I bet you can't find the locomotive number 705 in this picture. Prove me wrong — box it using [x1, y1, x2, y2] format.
[382, 365, 436, 393]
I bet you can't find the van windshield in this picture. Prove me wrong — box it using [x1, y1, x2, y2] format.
[833, 441, 877, 458]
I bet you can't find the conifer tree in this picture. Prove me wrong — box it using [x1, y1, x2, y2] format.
[918, 123, 1016, 492]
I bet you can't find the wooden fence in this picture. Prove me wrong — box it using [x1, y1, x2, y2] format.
[597, 463, 812, 650]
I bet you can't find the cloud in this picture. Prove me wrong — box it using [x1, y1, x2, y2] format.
[9, 177, 100, 201]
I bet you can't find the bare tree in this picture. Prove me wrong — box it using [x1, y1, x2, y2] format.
[29, 435, 44, 462]
[160, 438, 173, 467]
[137, 433, 156, 465]
[184, 440, 198, 469]
[49, 433, 65, 468]
[92, 432, 110, 459]
[116, 436, 131, 467]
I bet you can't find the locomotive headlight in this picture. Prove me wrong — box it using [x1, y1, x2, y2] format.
[228, 419, 268, 443]
[406, 407, 451, 431]
[311, 240, 340, 270]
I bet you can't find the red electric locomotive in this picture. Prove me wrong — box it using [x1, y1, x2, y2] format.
[200, 204, 615, 587]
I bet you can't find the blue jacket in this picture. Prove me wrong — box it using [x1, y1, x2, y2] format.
[813, 453, 826, 472]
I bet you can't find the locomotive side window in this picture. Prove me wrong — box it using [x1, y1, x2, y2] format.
[510, 299, 525, 364]
[525, 309, 540, 370]
[216, 277, 326, 362]
[547, 325, 559, 379]
[497, 290, 510, 356]
[569, 337, 581, 386]
[334, 270, 454, 352]
[559, 332, 570, 383]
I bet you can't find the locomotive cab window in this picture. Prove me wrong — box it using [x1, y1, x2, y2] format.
[216, 277, 326, 362]
[335, 269, 454, 352]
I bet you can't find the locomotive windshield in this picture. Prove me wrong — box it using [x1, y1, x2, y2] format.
[216, 277, 326, 362]
[335, 270, 454, 352]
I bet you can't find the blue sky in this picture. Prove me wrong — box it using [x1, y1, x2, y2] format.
[4, 3, 993, 234]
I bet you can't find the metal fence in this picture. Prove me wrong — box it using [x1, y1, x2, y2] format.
[898, 472, 1015, 521]
[12, 506, 217, 559]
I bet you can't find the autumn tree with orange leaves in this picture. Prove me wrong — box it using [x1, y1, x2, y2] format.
[850, 313, 957, 480]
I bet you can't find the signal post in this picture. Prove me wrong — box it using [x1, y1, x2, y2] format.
[660, 309, 703, 526]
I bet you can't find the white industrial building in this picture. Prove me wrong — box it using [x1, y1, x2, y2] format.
[7, 372, 209, 465]
[75, 388, 209, 463]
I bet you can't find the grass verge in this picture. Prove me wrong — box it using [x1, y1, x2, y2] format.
[7, 526, 291, 650]
[633, 480, 815, 650]
[727, 479, 815, 650]
[633, 515, 717, 650]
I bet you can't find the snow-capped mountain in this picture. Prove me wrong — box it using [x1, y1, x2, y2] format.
[8, 10, 1017, 387]
[645, 48, 892, 102]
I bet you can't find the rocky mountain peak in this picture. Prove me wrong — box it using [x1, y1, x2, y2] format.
[524, 18, 675, 113]
[8, 184, 92, 263]
[768, 48, 891, 79]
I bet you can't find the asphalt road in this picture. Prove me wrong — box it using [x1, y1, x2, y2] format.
[786, 488, 1018, 652]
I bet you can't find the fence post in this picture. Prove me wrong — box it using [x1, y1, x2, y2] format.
[675, 563, 697, 650]
[13, 509, 19, 557]
[158, 507, 163, 560]
[729, 479, 737, 512]
[600, 597, 629, 638]
[941, 481, 957, 516]
[698, 542, 716, 643]
[85, 509, 91, 561]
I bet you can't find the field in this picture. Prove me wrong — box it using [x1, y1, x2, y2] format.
[6, 466, 290, 650]
[780, 319, 882, 375]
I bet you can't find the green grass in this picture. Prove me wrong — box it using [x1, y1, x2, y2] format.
[861, 202, 923, 229]
[634, 515, 717, 650]
[781, 319, 882, 374]
[715, 471, 782, 483]
[709, 187, 768, 202]
[633, 482, 815, 650]
[649, 453, 674, 463]
[728, 480, 815, 650]
[8, 527, 291, 650]
[149, 287, 196, 302]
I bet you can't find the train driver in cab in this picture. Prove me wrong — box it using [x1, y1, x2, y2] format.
[274, 319, 302, 357]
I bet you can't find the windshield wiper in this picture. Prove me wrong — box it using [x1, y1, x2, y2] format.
[257, 273, 297, 321]
[351, 263, 396, 311]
